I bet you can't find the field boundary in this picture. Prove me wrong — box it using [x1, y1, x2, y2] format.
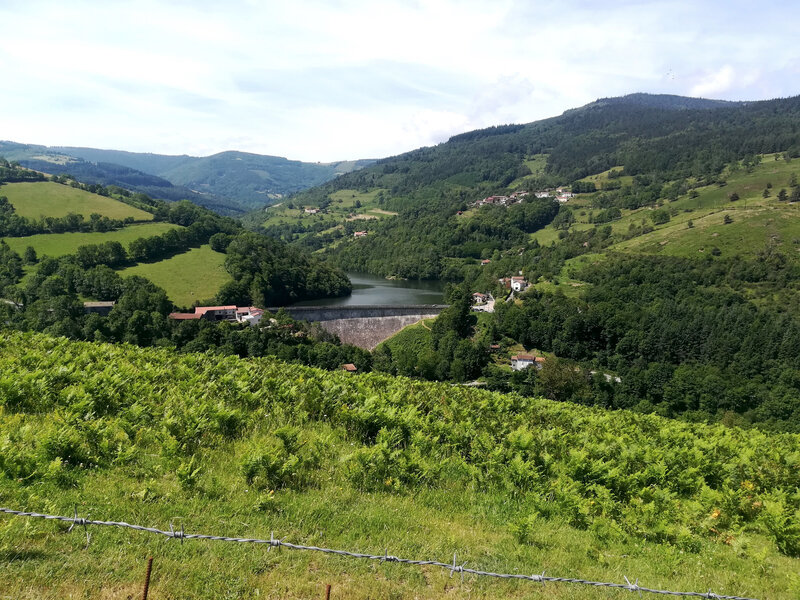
[0, 506, 759, 600]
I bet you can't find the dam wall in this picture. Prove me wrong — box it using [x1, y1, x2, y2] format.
[267, 305, 448, 349]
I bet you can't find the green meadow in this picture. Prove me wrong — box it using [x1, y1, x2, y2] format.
[261, 188, 396, 230]
[527, 155, 800, 261]
[0, 181, 153, 221]
[120, 244, 231, 307]
[1, 222, 179, 258]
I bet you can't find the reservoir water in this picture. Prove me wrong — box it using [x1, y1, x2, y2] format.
[293, 272, 444, 306]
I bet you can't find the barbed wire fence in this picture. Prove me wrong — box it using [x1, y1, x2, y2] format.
[0, 506, 761, 600]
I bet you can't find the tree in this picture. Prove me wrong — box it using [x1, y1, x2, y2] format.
[763, 188, 771, 198]
[778, 188, 789, 202]
[728, 192, 739, 202]
[790, 173, 798, 188]
[724, 214, 733, 224]
[23, 246, 37, 265]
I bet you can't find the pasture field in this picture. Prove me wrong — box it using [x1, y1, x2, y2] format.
[261, 189, 395, 229]
[1, 222, 179, 258]
[529, 156, 800, 258]
[0, 181, 153, 221]
[120, 244, 231, 307]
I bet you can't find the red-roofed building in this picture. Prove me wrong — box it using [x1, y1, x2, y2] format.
[511, 354, 536, 370]
[168, 312, 201, 320]
[341, 363, 358, 372]
[169, 305, 262, 324]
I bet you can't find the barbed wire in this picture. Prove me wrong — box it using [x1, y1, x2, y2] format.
[0, 506, 760, 600]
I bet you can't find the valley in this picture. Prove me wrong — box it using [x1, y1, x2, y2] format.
[3, 93, 800, 599]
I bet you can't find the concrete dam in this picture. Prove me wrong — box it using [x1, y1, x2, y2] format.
[268, 305, 448, 349]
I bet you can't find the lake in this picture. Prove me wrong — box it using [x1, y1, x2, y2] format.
[293, 272, 444, 306]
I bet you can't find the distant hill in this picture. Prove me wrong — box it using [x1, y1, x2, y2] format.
[273, 93, 800, 278]
[0, 141, 243, 215]
[0, 141, 374, 214]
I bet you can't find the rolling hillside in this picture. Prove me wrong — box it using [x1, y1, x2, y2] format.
[0, 331, 798, 598]
[264, 94, 800, 278]
[0, 141, 374, 213]
[1, 181, 152, 221]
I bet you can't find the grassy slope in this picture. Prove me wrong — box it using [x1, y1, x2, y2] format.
[1, 222, 180, 258]
[527, 156, 800, 262]
[120, 245, 231, 307]
[1, 181, 153, 221]
[261, 189, 395, 230]
[0, 332, 798, 599]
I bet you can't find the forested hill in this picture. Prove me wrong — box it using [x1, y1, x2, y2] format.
[260, 94, 800, 278]
[0, 141, 374, 213]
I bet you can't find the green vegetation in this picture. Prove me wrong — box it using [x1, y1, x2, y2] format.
[246, 188, 397, 252]
[0, 332, 798, 598]
[1, 181, 152, 221]
[119, 245, 232, 307]
[0, 141, 375, 212]
[1, 222, 179, 258]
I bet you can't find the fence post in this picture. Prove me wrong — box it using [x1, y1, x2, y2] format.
[325, 583, 331, 600]
[141, 556, 154, 600]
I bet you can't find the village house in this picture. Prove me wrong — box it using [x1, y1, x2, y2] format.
[535, 190, 552, 198]
[341, 363, 358, 372]
[236, 306, 264, 326]
[169, 305, 264, 326]
[511, 276, 528, 292]
[481, 259, 491, 266]
[511, 354, 535, 370]
[353, 231, 368, 238]
[83, 301, 115, 316]
[511, 354, 546, 371]
[304, 207, 319, 214]
[472, 292, 489, 304]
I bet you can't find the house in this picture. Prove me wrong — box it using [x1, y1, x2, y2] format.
[194, 305, 238, 321]
[489, 344, 501, 352]
[510, 276, 528, 292]
[169, 305, 245, 322]
[511, 354, 546, 371]
[341, 363, 358, 372]
[83, 301, 115, 316]
[354, 231, 368, 238]
[499, 277, 511, 289]
[511, 354, 536, 371]
[304, 207, 319, 214]
[472, 292, 489, 304]
[535, 191, 552, 199]
[236, 306, 264, 326]
[168, 312, 201, 321]
[481, 259, 491, 266]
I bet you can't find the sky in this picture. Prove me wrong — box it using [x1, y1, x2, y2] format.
[1, 0, 799, 162]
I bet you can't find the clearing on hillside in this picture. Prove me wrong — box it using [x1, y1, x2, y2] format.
[0, 181, 153, 221]
[120, 244, 231, 307]
[1, 222, 180, 258]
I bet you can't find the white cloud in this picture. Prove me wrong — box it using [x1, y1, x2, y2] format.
[0, 0, 799, 161]
[690, 65, 737, 97]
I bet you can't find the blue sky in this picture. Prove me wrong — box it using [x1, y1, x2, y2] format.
[1, 0, 798, 162]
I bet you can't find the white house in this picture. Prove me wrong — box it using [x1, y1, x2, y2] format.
[511, 354, 546, 370]
[511, 354, 535, 370]
[510, 276, 528, 292]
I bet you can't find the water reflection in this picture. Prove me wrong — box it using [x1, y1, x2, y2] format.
[293, 273, 444, 306]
